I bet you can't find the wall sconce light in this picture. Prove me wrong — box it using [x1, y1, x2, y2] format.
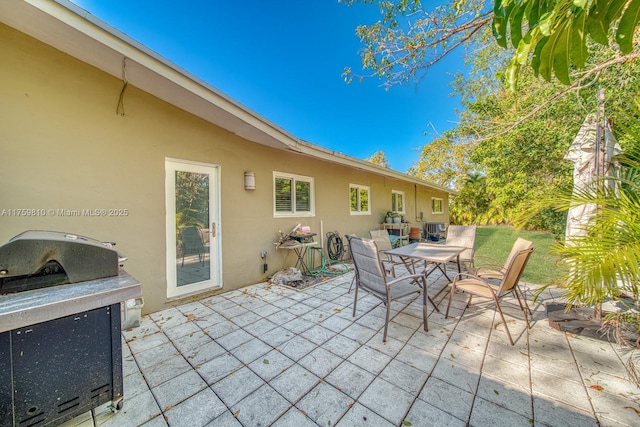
[244, 171, 256, 190]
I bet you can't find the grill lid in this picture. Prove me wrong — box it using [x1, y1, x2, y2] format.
[0, 230, 127, 294]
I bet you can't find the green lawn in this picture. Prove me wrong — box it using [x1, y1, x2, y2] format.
[474, 226, 565, 285]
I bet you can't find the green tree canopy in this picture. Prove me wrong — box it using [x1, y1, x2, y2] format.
[450, 36, 639, 229]
[495, 0, 640, 89]
[407, 135, 474, 189]
[366, 150, 390, 167]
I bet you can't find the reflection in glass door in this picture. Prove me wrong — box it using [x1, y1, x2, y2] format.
[166, 159, 221, 298]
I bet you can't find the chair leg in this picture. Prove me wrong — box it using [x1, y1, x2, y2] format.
[445, 284, 455, 318]
[352, 282, 359, 317]
[407, 260, 416, 275]
[421, 277, 429, 332]
[517, 285, 533, 316]
[383, 303, 390, 342]
[348, 275, 355, 293]
[494, 300, 515, 345]
[512, 288, 531, 329]
[428, 294, 440, 313]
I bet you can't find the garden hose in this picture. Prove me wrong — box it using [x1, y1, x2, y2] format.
[326, 230, 344, 261]
[306, 243, 349, 277]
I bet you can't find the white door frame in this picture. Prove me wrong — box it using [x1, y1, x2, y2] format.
[165, 158, 222, 299]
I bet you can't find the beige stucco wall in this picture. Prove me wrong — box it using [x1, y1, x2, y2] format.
[0, 23, 450, 314]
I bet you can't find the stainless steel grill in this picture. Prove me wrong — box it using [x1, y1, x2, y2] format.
[0, 230, 127, 294]
[0, 231, 141, 427]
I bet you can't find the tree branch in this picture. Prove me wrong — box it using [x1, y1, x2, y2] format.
[470, 53, 640, 144]
[349, 12, 493, 87]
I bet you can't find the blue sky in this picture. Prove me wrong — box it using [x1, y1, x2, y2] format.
[70, 0, 464, 172]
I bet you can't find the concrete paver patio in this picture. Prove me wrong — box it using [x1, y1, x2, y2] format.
[64, 269, 640, 426]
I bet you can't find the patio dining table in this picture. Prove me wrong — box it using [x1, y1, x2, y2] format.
[385, 242, 466, 296]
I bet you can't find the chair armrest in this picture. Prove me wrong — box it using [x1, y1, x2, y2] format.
[451, 272, 498, 296]
[452, 271, 484, 282]
[387, 273, 425, 287]
[380, 258, 396, 268]
[473, 264, 505, 277]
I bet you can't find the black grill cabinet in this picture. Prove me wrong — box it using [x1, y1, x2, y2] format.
[0, 231, 141, 427]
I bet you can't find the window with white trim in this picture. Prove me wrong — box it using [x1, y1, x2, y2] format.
[349, 184, 370, 215]
[274, 172, 315, 217]
[392, 190, 405, 214]
[432, 197, 444, 214]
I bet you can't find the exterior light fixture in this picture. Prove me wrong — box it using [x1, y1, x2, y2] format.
[244, 171, 256, 190]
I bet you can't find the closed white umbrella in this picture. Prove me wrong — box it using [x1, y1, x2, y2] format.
[564, 114, 620, 244]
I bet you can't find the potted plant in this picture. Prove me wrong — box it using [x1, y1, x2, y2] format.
[384, 211, 400, 224]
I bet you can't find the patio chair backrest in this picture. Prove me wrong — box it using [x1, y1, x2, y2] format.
[369, 229, 393, 252]
[504, 238, 534, 269]
[180, 226, 205, 256]
[497, 245, 534, 295]
[349, 236, 388, 297]
[445, 225, 477, 264]
[346, 234, 359, 278]
[199, 228, 210, 247]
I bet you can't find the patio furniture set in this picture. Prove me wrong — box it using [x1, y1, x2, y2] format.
[348, 225, 535, 345]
